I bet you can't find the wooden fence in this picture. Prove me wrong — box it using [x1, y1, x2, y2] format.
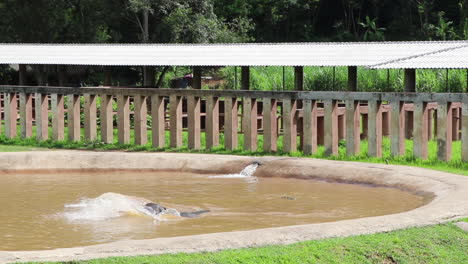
[0, 85, 467, 162]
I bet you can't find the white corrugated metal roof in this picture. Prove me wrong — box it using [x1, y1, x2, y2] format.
[0, 41, 467, 67]
[370, 44, 468, 69]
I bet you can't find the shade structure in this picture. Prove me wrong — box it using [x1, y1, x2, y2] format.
[0, 41, 467, 67]
[370, 44, 468, 69]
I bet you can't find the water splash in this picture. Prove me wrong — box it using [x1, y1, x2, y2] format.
[209, 163, 259, 179]
[63, 192, 180, 221]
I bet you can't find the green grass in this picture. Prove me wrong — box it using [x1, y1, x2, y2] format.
[0, 144, 46, 152]
[218, 66, 468, 92]
[22, 219, 468, 264]
[1, 127, 467, 176]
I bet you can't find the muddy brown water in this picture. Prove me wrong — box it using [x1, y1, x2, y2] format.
[0, 171, 426, 251]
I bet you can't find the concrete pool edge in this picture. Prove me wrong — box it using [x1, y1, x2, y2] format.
[0, 151, 467, 263]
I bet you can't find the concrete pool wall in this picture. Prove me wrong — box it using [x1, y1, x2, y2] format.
[0, 150, 467, 263]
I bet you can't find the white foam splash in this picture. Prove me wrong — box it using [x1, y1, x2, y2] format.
[63, 192, 179, 221]
[210, 163, 259, 179]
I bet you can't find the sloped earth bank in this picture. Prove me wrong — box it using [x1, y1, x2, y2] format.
[0, 151, 467, 263]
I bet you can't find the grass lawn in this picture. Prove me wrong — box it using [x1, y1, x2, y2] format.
[20, 219, 468, 264]
[1, 130, 467, 264]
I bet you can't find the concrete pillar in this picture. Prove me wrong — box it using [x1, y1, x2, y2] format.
[117, 95, 130, 144]
[224, 97, 238, 150]
[368, 100, 383, 157]
[294, 66, 304, 91]
[324, 100, 338, 156]
[413, 101, 429, 160]
[169, 95, 182, 148]
[143, 67, 155, 87]
[84, 94, 97, 141]
[437, 101, 453, 161]
[4, 93, 18, 138]
[283, 99, 298, 152]
[303, 100, 318, 155]
[390, 100, 405, 156]
[19, 64, 27, 85]
[206, 96, 220, 149]
[348, 66, 358, 91]
[187, 96, 201, 149]
[19, 93, 33, 138]
[57, 65, 67, 86]
[67, 94, 81, 142]
[100, 95, 113, 143]
[263, 98, 278, 152]
[134, 95, 148, 145]
[35, 93, 49, 141]
[242, 97, 257, 151]
[193, 67, 202, 89]
[241, 66, 250, 90]
[346, 100, 360, 156]
[404, 69, 416, 92]
[462, 100, 468, 162]
[51, 93, 65, 141]
[151, 95, 165, 148]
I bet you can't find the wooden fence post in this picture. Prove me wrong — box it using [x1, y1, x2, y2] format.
[19, 93, 33, 138]
[134, 95, 148, 145]
[117, 95, 130, 144]
[51, 93, 65, 141]
[170, 95, 182, 148]
[35, 93, 49, 140]
[187, 96, 201, 149]
[100, 94, 113, 144]
[84, 94, 97, 141]
[324, 100, 338, 156]
[68, 94, 81, 141]
[437, 101, 453, 161]
[368, 100, 383, 157]
[263, 98, 277, 152]
[390, 100, 405, 156]
[151, 95, 165, 148]
[462, 99, 468, 162]
[283, 99, 298, 152]
[346, 100, 360, 156]
[206, 96, 220, 149]
[224, 97, 238, 150]
[4, 93, 18, 138]
[303, 99, 317, 155]
[413, 101, 429, 159]
[242, 97, 257, 151]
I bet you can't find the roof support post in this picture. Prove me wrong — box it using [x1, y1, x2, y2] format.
[104, 67, 112, 86]
[347, 66, 357, 91]
[57, 65, 67, 86]
[143, 66, 155, 87]
[404, 69, 416, 92]
[241, 66, 250, 90]
[294, 66, 304, 91]
[19, 64, 27, 85]
[193, 66, 202, 89]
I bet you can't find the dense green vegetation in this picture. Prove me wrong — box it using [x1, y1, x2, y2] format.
[22, 219, 468, 264]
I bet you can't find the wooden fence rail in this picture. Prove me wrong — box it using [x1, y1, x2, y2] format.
[0, 85, 467, 162]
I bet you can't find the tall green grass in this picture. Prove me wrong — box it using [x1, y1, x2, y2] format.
[218, 66, 468, 92]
